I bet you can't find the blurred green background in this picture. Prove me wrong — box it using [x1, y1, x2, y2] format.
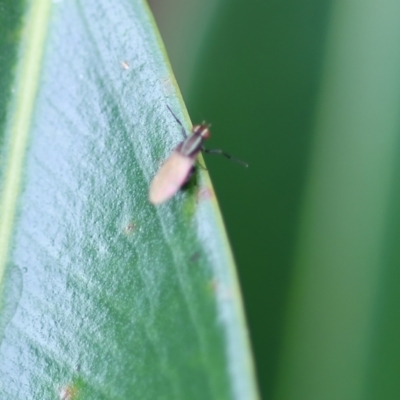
[148, 0, 400, 399]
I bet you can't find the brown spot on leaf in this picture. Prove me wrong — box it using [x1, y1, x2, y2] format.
[123, 222, 136, 235]
[209, 280, 234, 300]
[59, 384, 78, 400]
[197, 187, 214, 202]
[121, 61, 129, 70]
[190, 251, 201, 263]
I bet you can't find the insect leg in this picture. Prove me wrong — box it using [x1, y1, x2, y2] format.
[183, 166, 196, 184]
[197, 161, 208, 171]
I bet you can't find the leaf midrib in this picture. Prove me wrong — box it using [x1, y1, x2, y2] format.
[0, 0, 52, 286]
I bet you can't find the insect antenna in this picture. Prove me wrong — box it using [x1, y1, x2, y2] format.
[166, 105, 187, 139]
[203, 148, 248, 168]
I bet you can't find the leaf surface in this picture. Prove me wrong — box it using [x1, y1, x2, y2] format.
[0, 1, 258, 399]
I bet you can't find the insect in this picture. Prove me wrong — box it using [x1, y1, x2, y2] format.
[148, 106, 247, 205]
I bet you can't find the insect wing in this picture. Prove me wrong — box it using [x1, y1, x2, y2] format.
[149, 152, 194, 204]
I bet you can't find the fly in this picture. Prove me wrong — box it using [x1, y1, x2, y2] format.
[149, 106, 247, 205]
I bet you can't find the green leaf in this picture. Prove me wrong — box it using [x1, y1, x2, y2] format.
[0, 0, 258, 399]
[274, 2, 400, 399]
